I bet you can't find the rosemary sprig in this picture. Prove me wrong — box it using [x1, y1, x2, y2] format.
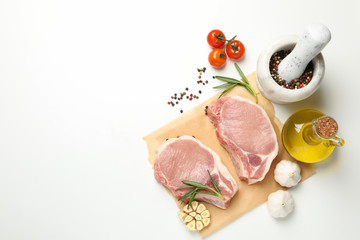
[175, 170, 224, 208]
[214, 63, 258, 103]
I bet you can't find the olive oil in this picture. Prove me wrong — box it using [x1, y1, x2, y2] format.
[282, 109, 344, 163]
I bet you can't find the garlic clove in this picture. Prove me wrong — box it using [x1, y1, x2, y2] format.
[184, 215, 193, 223]
[183, 205, 193, 213]
[191, 201, 198, 210]
[196, 204, 206, 213]
[195, 214, 202, 221]
[186, 220, 196, 231]
[189, 211, 196, 217]
[202, 218, 210, 227]
[196, 221, 204, 231]
[178, 212, 186, 221]
[201, 210, 210, 218]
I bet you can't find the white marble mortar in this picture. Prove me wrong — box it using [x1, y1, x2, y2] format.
[256, 35, 325, 104]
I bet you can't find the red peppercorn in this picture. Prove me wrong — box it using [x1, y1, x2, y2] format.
[198, 76, 201, 79]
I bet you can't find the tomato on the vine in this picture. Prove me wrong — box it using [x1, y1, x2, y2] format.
[208, 48, 227, 68]
[225, 40, 245, 60]
[207, 29, 226, 48]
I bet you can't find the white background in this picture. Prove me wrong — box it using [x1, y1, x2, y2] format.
[0, 0, 359, 239]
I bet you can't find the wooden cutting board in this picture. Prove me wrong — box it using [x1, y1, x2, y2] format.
[143, 72, 315, 238]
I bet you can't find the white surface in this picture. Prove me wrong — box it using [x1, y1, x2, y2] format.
[0, 0, 359, 239]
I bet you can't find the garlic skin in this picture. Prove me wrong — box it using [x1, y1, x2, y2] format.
[267, 190, 294, 218]
[274, 160, 301, 188]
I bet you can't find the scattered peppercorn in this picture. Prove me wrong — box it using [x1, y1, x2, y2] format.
[166, 67, 211, 113]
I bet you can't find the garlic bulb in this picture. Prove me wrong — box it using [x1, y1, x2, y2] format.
[267, 190, 294, 218]
[274, 160, 301, 188]
[178, 201, 210, 231]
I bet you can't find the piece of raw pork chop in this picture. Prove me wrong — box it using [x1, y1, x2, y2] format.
[154, 136, 238, 209]
[207, 96, 278, 184]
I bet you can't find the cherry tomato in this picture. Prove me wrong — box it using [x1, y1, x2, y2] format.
[207, 29, 226, 48]
[226, 40, 245, 60]
[208, 48, 227, 68]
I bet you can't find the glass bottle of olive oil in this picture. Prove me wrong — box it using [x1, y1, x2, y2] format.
[282, 109, 344, 163]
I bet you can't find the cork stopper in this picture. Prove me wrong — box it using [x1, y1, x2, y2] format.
[315, 116, 338, 139]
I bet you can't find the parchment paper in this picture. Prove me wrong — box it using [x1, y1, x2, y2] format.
[143, 72, 315, 238]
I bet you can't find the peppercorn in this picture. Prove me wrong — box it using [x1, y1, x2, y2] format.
[269, 50, 313, 89]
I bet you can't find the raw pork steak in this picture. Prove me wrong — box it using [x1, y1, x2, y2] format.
[154, 136, 238, 209]
[208, 96, 278, 184]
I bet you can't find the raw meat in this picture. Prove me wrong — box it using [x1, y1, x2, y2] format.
[154, 136, 238, 209]
[207, 96, 278, 184]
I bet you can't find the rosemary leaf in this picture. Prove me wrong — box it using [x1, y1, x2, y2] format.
[234, 63, 249, 85]
[244, 84, 258, 103]
[188, 191, 197, 208]
[215, 76, 242, 85]
[175, 185, 196, 191]
[213, 83, 231, 89]
[178, 187, 198, 201]
[182, 180, 209, 189]
[215, 76, 247, 87]
[207, 170, 221, 194]
[218, 83, 237, 99]
[197, 192, 218, 197]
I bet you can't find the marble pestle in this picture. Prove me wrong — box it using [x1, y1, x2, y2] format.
[278, 23, 331, 83]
